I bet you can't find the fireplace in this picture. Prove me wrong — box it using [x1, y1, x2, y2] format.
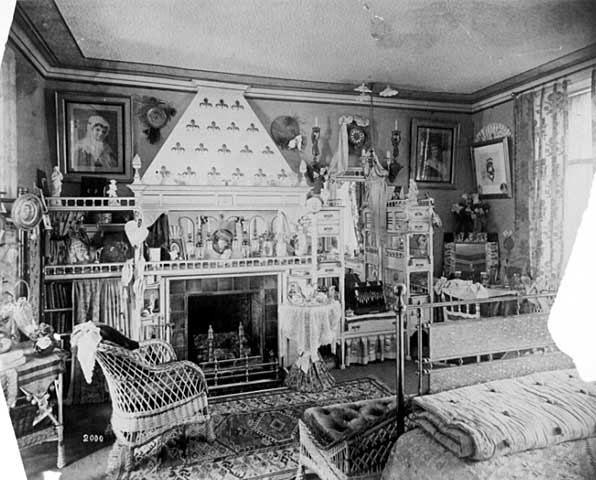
[188, 292, 255, 363]
[168, 274, 281, 392]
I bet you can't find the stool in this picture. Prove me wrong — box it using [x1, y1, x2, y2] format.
[296, 396, 398, 480]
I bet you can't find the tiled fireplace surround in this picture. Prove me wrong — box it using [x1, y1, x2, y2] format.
[168, 274, 279, 363]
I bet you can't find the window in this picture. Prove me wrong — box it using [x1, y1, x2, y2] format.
[563, 88, 594, 269]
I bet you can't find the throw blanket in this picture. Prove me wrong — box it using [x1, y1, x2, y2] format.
[410, 369, 596, 460]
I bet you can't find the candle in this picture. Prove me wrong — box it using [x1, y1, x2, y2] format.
[386, 150, 391, 159]
[314, 117, 319, 127]
[394, 119, 398, 130]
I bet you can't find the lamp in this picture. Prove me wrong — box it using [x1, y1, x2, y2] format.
[356, 83, 403, 182]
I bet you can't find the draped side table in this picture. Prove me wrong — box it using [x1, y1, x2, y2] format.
[1, 345, 67, 468]
[279, 301, 341, 391]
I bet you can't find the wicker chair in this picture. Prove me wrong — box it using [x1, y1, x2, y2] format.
[94, 338, 214, 477]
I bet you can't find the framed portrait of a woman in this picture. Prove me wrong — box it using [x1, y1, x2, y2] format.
[410, 118, 459, 188]
[55, 92, 132, 181]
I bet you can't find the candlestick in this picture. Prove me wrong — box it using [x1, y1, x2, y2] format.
[389, 129, 404, 182]
[311, 126, 321, 159]
[391, 130, 401, 159]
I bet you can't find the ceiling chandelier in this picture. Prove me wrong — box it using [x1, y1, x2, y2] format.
[354, 82, 403, 182]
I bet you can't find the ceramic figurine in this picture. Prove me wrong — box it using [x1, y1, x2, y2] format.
[106, 179, 118, 197]
[50, 166, 63, 197]
[275, 232, 287, 257]
[407, 179, 419, 204]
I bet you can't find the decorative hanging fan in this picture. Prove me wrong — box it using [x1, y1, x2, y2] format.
[137, 96, 177, 144]
[474, 123, 512, 143]
[270, 116, 303, 150]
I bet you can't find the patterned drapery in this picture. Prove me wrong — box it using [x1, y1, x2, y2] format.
[514, 81, 568, 289]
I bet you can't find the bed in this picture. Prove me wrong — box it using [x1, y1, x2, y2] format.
[382, 292, 596, 479]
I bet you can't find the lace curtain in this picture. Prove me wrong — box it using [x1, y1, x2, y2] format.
[514, 81, 569, 289]
[0, 44, 17, 199]
[548, 68, 596, 382]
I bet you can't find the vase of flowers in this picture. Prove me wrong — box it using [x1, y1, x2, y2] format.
[502, 230, 515, 286]
[451, 193, 490, 233]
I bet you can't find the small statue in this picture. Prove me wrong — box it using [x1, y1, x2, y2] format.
[50, 166, 63, 197]
[407, 179, 419, 204]
[106, 179, 118, 197]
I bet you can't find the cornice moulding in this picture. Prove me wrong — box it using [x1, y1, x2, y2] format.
[9, 22, 596, 114]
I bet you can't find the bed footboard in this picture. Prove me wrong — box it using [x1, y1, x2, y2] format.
[419, 307, 574, 393]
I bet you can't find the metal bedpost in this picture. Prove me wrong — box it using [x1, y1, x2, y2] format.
[393, 283, 406, 436]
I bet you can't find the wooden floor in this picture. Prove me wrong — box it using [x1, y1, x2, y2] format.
[17, 359, 417, 480]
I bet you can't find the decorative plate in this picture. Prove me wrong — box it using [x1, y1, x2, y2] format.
[11, 193, 43, 230]
[146, 106, 169, 128]
[306, 196, 323, 213]
[212, 229, 234, 255]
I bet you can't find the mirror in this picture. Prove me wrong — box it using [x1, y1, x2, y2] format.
[335, 179, 366, 276]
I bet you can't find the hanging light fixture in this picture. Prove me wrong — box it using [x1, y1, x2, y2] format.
[356, 83, 402, 181]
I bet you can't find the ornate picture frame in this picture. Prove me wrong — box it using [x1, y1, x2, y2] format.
[471, 137, 512, 198]
[55, 91, 132, 181]
[410, 118, 459, 188]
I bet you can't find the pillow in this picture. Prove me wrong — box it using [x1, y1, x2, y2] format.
[97, 324, 139, 350]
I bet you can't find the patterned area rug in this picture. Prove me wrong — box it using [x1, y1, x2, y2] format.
[129, 376, 392, 480]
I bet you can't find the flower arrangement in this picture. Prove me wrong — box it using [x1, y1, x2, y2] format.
[451, 193, 490, 233]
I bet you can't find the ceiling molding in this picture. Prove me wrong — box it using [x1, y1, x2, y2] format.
[8, 21, 475, 113]
[9, 8, 596, 115]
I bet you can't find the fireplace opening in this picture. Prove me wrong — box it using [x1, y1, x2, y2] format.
[185, 275, 280, 392]
[188, 292, 257, 363]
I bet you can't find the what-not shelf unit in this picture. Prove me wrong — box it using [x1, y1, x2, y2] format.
[41, 197, 139, 337]
[384, 198, 435, 358]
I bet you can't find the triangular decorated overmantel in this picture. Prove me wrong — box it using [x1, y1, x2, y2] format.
[130, 80, 310, 224]
[140, 80, 298, 186]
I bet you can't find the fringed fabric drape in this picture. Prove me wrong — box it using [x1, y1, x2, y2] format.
[67, 277, 129, 404]
[514, 81, 568, 289]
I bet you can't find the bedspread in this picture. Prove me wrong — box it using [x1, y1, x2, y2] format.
[410, 369, 596, 461]
[382, 428, 596, 480]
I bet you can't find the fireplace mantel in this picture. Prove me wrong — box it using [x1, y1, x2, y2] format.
[129, 183, 310, 224]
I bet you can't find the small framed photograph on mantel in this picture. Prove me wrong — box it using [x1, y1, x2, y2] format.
[55, 91, 132, 181]
[471, 137, 512, 198]
[410, 118, 459, 188]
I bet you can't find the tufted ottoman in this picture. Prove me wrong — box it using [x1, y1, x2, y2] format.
[296, 396, 398, 480]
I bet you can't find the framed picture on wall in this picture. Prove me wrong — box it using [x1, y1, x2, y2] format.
[55, 91, 132, 181]
[471, 137, 512, 198]
[410, 118, 459, 188]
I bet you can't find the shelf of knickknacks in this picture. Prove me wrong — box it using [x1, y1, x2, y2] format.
[47, 197, 138, 211]
[44, 256, 315, 280]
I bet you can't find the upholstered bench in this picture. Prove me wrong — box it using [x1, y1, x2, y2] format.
[296, 396, 398, 480]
